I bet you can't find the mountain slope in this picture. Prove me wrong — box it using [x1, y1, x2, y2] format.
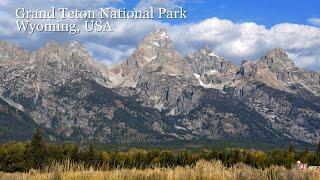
[0, 29, 319, 145]
[0, 97, 56, 142]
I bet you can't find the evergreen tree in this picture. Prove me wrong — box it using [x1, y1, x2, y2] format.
[313, 141, 320, 165]
[70, 145, 80, 163]
[27, 128, 47, 169]
[288, 144, 295, 154]
[84, 144, 97, 167]
[300, 148, 311, 164]
[286, 144, 296, 168]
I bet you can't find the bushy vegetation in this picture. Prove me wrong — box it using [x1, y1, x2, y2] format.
[1, 128, 320, 173]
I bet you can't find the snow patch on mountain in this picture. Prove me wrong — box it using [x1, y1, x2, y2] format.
[206, 69, 219, 75]
[150, 41, 160, 47]
[144, 55, 157, 62]
[208, 52, 219, 58]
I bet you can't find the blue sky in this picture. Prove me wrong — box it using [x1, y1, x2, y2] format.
[0, 0, 319, 70]
[182, 0, 320, 27]
[110, 0, 320, 27]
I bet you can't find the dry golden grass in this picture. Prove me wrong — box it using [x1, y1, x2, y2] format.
[1, 160, 320, 180]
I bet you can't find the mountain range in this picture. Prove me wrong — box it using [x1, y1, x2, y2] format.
[0, 29, 319, 145]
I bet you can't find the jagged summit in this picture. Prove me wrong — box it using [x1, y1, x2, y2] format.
[126, 28, 178, 68]
[107, 28, 195, 87]
[138, 28, 172, 50]
[186, 46, 224, 69]
[64, 41, 86, 52]
[42, 41, 60, 49]
[260, 48, 295, 69]
[185, 46, 238, 90]
[194, 46, 220, 59]
[110, 28, 184, 74]
[0, 41, 30, 64]
[40, 41, 87, 54]
[266, 48, 286, 57]
[149, 28, 170, 39]
[30, 40, 97, 66]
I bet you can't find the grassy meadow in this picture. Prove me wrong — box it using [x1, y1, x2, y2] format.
[1, 160, 320, 180]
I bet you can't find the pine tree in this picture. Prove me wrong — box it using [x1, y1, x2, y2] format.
[286, 144, 296, 167]
[314, 141, 320, 165]
[27, 128, 47, 169]
[85, 144, 96, 167]
[288, 144, 295, 154]
[300, 148, 310, 163]
[70, 145, 79, 163]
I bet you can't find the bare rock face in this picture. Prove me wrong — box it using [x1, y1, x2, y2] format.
[0, 41, 30, 64]
[108, 29, 201, 115]
[185, 46, 239, 90]
[108, 29, 196, 86]
[261, 48, 295, 70]
[0, 41, 107, 105]
[238, 48, 320, 96]
[259, 48, 320, 96]
[0, 41, 110, 137]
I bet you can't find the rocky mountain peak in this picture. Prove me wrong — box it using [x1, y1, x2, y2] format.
[137, 28, 173, 52]
[62, 41, 84, 53]
[107, 28, 181, 87]
[197, 46, 220, 59]
[185, 47, 238, 90]
[42, 41, 60, 49]
[30, 41, 95, 65]
[40, 41, 87, 55]
[120, 28, 183, 74]
[266, 48, 286, 57]
[0, 41, 30, 64]
[150, 28, 170, 40]
[260, 48, 295, 69]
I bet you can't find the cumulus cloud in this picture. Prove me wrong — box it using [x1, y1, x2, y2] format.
[0, 0, 319, 70]
[168, 18, 320, 70]
[308, 17, 320, 27]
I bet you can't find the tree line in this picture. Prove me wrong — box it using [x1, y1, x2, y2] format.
[1, 128, 320, 172]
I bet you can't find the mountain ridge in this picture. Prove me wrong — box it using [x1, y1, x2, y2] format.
[0, 29, 319, 145]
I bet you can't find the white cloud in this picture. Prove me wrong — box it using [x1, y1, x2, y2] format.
[308, 17, 320, 27]
[85, 42, 134, 64]
[168, 18, 320, 70]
